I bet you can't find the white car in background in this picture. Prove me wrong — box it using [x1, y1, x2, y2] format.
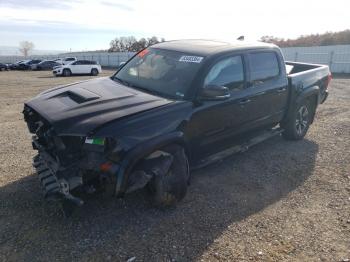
[54, 57, 77, 65]
[53, 60, 102, 77]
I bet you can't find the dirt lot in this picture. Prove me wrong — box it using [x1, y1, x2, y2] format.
[0, 70, 349, 262]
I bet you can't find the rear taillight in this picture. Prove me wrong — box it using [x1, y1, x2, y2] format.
[326, 73, 332, 88]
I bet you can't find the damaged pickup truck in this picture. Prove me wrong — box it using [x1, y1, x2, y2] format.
[23, 40, 331, 214]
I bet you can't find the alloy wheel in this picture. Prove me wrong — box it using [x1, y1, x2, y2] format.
[295, 105, 309, 135]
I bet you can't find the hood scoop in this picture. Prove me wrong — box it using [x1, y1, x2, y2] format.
[66, 88, 100, 103]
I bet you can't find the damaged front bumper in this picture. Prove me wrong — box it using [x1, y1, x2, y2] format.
[30, 135, 125, 217]
[31, 135, 95, 206]
[24, 106, 173, 215]
[31, 135, 172, 210]
[24, 105, 120, 208]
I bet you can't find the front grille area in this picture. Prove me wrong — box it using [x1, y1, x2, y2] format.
[24, 106, 87, 197]
[24, 105, 85, 165]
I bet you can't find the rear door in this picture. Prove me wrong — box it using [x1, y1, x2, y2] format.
[79, 60, 92, 74]
[245, 51, 288, 127]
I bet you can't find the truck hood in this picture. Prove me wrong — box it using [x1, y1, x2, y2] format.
[25, 77, 173, 135]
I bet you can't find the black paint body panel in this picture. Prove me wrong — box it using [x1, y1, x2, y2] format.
[24, 40, 331, 196]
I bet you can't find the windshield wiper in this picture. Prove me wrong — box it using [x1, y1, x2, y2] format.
[128, 84, 174, 99]
[113, 76, 174, 100]
[113, 76, 132, 87]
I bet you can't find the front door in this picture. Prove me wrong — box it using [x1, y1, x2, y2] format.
[188, 54, 258, 159]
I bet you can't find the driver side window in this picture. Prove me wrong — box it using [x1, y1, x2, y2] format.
[204, 56, 244, 91]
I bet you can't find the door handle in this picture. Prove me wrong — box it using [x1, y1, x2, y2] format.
[238, 99, 251, 105]
[277, 87, 287, 93]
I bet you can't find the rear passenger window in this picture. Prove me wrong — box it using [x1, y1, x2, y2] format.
[248, 52, 279, 81]
[204, 56, 244, 91]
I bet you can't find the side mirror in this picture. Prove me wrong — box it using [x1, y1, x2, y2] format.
[199, 85, 230, 100]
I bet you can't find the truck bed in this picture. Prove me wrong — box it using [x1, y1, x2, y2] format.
[286, 61, 330, 104]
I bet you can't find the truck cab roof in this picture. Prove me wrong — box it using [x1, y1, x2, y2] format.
[152, 39, 277, 56]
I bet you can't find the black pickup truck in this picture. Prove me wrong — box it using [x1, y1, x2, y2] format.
[23, 40, 331, 213]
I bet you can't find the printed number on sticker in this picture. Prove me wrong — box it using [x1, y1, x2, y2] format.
[179, 56, 203, 63]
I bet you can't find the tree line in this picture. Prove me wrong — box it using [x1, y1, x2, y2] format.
[260, 30, 350, 47]
[108, 36, 165, 52]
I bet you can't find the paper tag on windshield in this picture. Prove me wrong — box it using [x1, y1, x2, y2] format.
[179, 56, 203, 63]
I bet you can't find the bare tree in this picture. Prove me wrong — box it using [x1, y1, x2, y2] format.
[109, 36, 137, 52]
[109, 36, 164, 52]
[19, 41, 35, 58]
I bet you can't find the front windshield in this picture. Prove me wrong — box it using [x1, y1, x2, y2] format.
[113, 48, 204, 100]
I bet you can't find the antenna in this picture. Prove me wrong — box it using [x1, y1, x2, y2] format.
[237, 36, 244, 41]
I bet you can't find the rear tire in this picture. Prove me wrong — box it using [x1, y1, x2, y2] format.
[148, 145, 189, 207]
[63, 69, 71, 77]
[91, 68, 98, 76]
[281, 99, 314, 140]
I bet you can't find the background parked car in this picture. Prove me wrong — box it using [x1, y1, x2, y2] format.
[32, 60, 61, 70]
[54, 57, 77, 65]
[0, 63, 8, 71]
[17, 60, 42, 70]
[5, 63, 13, 70]
[9, 60, 25, 70]
[53, 60, 101, 76]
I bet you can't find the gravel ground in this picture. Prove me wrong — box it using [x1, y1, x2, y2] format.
[0, 70, 349, 262]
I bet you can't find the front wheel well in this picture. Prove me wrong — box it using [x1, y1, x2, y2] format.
[142, 144, 190, 206]
[134, 143, 189, 170]
[125, 143, 190, 189]
[62, 68, 72, 75]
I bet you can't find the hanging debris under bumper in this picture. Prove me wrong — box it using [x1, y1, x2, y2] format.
[32, 137, 85, 206]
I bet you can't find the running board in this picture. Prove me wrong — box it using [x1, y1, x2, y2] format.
[192, 127, 284, 170]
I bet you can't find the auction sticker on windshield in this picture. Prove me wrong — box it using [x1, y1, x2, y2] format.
[179, 56, 203, 63]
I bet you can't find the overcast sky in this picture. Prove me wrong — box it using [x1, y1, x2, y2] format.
[0, 0, 349, 52]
